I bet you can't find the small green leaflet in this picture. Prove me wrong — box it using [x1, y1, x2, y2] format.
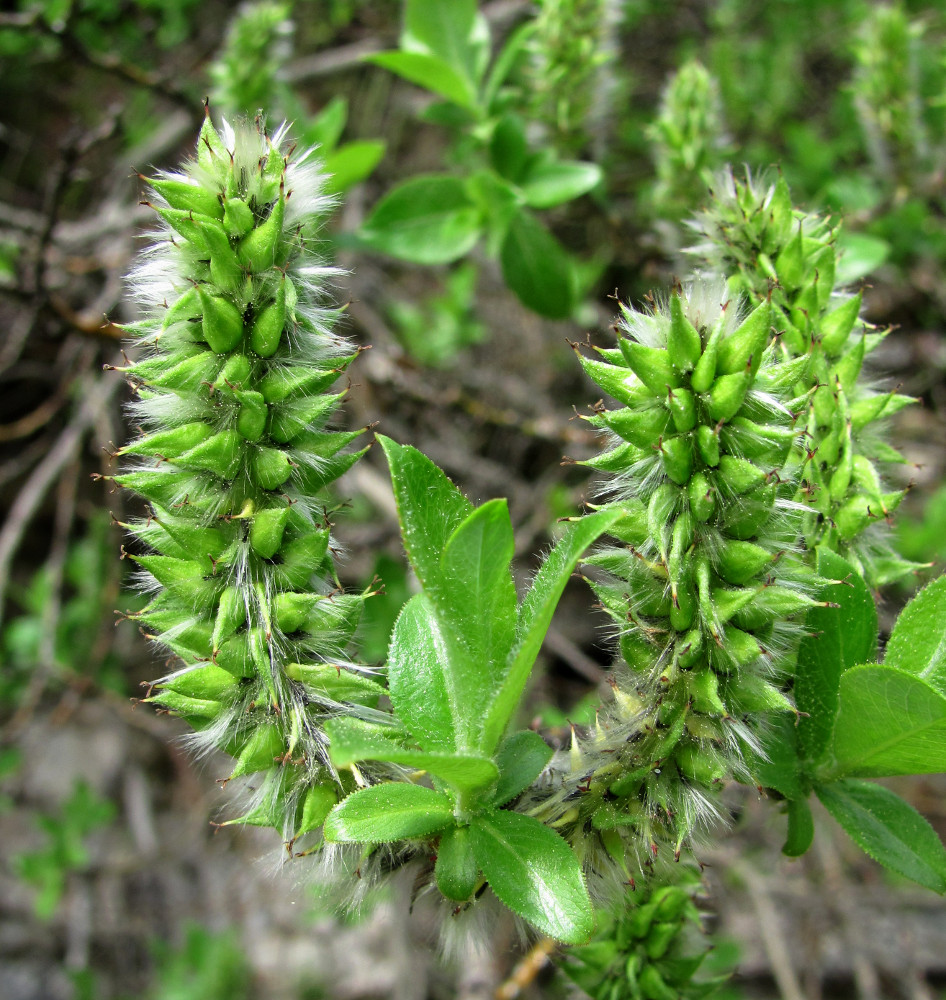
[884, 575, 946, 697]
[470, 810, 594, 943]
[325, 717, 498, 795]
[500, 210, 575, 319]
[493, 729, 554, 806]
[520, 159, 602, 210]
[827, 666, 946, 778]
[359, 176, 482, 265]
[816, 779, 946, 894]
[480, 508, 621, 753]
[366, 52, 476, 110]
[323, 783, 454, 843]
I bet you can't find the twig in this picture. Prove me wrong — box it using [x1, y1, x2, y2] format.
[729, 857, 807, 1000]
[0, 366, 122, 624]
[543, 624, 606, 684]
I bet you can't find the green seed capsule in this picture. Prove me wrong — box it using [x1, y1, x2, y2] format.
[708, 368, 752, 423]
[287, 662, 383, 703]
[724, 483, 776, 539]
[148, 689, 222, 719]
[670, 578, 697, 631]
[259, 364, 348, 404]
[717, 539, 774, 585]
[223, 197, 255, 237]
[688, 471, 715, 522]
[250, 279, 287, 357]
[148, 177, 223, 220]
[274, 592, 322, 633]
[197, 286, 244, 353]
[589, 405, 670, 448]
[215, 353, 252, 391]
[667, 293, 702, 371]
[710, 585, 759, 624]
[721, 625, 762, 667]
[277, 530, 330, 589]
[661, 433, 694, 485]
[176, 430, 243, 479]
[833, 337, 866, 395]
[732, 586, 817, 630]
[675, 743, 726, 785]
[143, 351, 220, 391]
[155, 207, 221, 249]
[696, 424, 720, 466]
[161, 286, 202, 331]
[294, 784, 338, 838]
[775, 222, 805, 290]
[686, 668, 727, 715]
[717, 455, 767, 496]
[152, 512, 227, 559]
[197, 218, 245, 292]
[667, 386, 696, 432]
[835, 494, 875, 541]
[716, 300, 770, 377]
[160, 663, 239, 701]
[251, 445, 293, 490]
[238, 187, 285, 271]
[820, 293, 862, 355]
[229, 722, 285, 779]
[435, 825, 479, 902]
[212, 585, 247, 652]
[618, 339, 682, 392]
[235, 390, 268, 441]
[729, 673, 793, 713]
[690, 316, 724, 393]
[120, 421, 213, 459]
[250, 506, 291, 559]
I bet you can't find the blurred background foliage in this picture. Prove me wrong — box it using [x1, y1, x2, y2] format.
[1, 1, 945, 998]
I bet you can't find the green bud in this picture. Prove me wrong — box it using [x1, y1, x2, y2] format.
[238, 186, 285, 271]
[223, 197, 255, 237]
[708, 367, 752, 422]
[251, 445, 293, 489]
[667, 293, 702, 370]
[177, 430, 244, 479]
[215, 353, 252, 391]
[148, 176, 223, 219]
[229, 722, 284, 779]
[661, 434, 694, 485]
[278, 530, 330, 589]
[143, 351, 220, 391]
[667, 386, 696, 432]
[717, 539, 774, 585]
[688, 471, 715, 522]
[618, 338, 683, 393]
[717, 455, 767, 496]
[721, 625, 762, 667]
[120, 421, 213, 460]
[162, 286, 202, 330]
[295, 783, 338, 838]
[820, 293, 862, 354]
[435, 825, 479, 902]
[197, 286, 244, 353]
[159, 663, 239, 701]
[212, 585, 247, 652]
[690, 316, 723, 393]
[286, 662, 384, 704]
[589, 405, 670, 448]
[775, 222, 805, 290]
[696, 423, 720, 466]
[197, 218, 245, 292]
[250, 278, 287, 357]
[147, 689, 222, 719]
[716, 300, 770, 376]
[235, 390, 268, 441]
[250, 506, 291, 559]
[686, 668, 727, 715]
[675, 743, 726, 785]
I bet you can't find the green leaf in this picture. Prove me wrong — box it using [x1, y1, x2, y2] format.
[816, 779, 946, 893]
[366, 51, 476, 109]
[493, 730, 553, 806]
[325, 717, 498, 794]
[835, 231, 890, 285]
[884, 575, 946, 697]
[437, 499, 518, 746]
[520, 159, 602, 209]
[308, 95, 348, 151]
[500, 210, 575, 319]
[324, 140, 386, 195]
[490, 115, 529, 183]
[404, 0, 482, 89]
[379, 436, 473, 593]
[795, 549, 877, 762]
[480, 509, 620, 752]
[827, 666, 946, 777]
[470, 810, 594, 943]
[323, 782, 454, 843]
[782, 797, 814, 857]
[360, 176, 482, 264]
[387, 594, 457, 753]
